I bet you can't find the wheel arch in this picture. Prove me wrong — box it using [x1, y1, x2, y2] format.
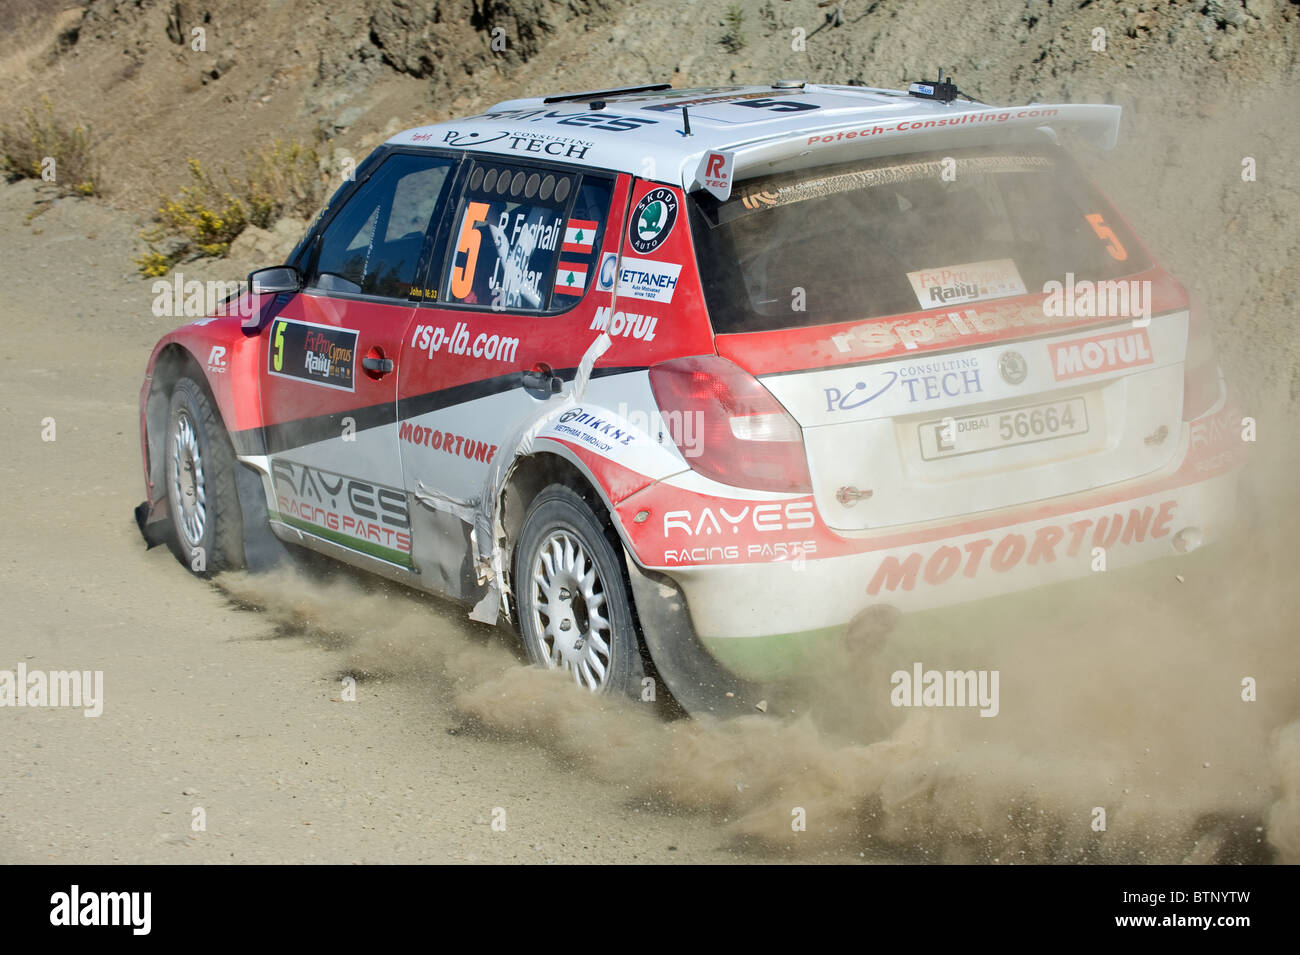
[501, 446, 665, 627]
[139, 342, 287, 570]
[500, 449, 628, 552]
[497, 447, 759, 715]
[143, 344, 214, 501]
[498, 448, 634, 621]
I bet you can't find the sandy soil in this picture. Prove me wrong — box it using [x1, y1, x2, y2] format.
[0, 0, 1297, 865]
[0, 181, 811, 864]
[2, 174, 1297, 864]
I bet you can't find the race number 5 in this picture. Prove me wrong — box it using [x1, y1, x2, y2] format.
[272, 320, 285, 371]
[1085, 213, 1128, 261]
[450, 201, 490, 299]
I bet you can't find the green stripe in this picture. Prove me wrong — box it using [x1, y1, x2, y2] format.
[268, 510, 412, 567]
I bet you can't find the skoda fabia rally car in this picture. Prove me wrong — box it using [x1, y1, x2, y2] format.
[136, 81, 1244, 713]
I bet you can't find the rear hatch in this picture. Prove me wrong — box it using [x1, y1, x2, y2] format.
[689, 145, 1190, 531]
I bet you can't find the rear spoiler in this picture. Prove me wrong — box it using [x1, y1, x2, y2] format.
[685, 103, 1122, 200]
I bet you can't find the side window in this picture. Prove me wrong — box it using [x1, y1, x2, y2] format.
[308, 153, 455, 300]
[441, 163, 613, 312]
[554, 176, 614, 303]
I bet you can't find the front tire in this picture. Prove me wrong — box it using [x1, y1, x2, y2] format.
[164, 376, 244, 575]
[514, 485, 645, 695]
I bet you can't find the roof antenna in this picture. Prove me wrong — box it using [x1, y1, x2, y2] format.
[908, 68, 962, 104]
[681, 105, 692, 137]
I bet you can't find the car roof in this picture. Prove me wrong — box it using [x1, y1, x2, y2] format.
[386, 83, 1121, 194]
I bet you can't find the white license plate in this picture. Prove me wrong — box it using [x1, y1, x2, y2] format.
[918, 396, 1089, 460]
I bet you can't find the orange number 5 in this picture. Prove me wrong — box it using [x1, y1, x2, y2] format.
[1085, 213, 1128, 261]
[450, 201, 490, 299]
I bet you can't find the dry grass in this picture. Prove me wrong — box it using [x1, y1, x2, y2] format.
[0, 95, 99, 195]
[135, 138, 328, 275]
[0, 0, 67, 46]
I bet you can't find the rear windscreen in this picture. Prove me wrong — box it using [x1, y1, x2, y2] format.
[688, 145, 1151, 335]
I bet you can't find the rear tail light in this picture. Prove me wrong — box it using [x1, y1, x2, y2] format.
[1182, 299, 1221, 420]
[648, 355, 813, 493]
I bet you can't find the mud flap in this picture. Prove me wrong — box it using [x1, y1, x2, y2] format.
[133, 501, 169, 549]
[235, 462, 290, 572]
[623, 556, 771, 717]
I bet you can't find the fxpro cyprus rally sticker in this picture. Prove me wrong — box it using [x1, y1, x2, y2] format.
[906, 258, 1028, 309]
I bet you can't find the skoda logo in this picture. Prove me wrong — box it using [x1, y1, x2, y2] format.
[998, 351, 1028, 385]
[628, 187, 679, 254]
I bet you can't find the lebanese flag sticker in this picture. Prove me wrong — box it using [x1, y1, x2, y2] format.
[554, 263, 588, 296]
[562, 219, 598, 254]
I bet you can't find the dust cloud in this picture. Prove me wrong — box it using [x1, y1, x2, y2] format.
[214, 430, 1297, 862]
[214, 94, 1297, 864]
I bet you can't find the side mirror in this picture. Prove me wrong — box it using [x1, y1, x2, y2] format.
[242, 266, 302, 331]
[249, 266, 302, 295]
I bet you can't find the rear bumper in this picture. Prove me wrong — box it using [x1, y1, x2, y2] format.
[661, 464, 1241, 649]
[617, 381, 1247, 692]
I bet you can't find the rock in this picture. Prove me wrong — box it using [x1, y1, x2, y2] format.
[368, 1, 458, 79]
[271, 217, 308, 243]
[334, 105, 366, 130]
[228, 225, 280, 264]
[151, 234, 189, 261]
[1205, 0, 1250, 28]
[225, 218, 307, 266]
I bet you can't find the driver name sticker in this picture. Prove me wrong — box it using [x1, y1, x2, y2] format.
[268, 318, 358, 392]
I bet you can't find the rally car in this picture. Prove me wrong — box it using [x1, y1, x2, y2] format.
[136, 81, 1245, 713]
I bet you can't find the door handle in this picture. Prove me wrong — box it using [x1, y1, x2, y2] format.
[521, 368, 562, 394]
[362, 356, 394, 374]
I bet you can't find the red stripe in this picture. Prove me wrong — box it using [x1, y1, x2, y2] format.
[717, 266, 1187, 376]
[607, 397, 1243, 566]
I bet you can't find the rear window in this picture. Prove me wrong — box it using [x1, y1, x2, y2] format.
[688, 145, 1151, 335]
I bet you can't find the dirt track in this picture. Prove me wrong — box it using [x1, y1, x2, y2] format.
[0, 181, 797, 864]
[2, 174, 1298, 864]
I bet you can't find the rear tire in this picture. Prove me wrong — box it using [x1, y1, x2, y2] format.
[514, 484, 645, 695]
[164, 376, 244, 575]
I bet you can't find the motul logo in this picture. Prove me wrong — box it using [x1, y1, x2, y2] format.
[590, 306, 657, 341]
[1049, 328, 1152, 380]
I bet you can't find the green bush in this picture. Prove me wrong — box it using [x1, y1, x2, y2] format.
[136, 139, 325, 276]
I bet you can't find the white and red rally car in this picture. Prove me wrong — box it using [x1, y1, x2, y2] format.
[136, 82, 1244, 713]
